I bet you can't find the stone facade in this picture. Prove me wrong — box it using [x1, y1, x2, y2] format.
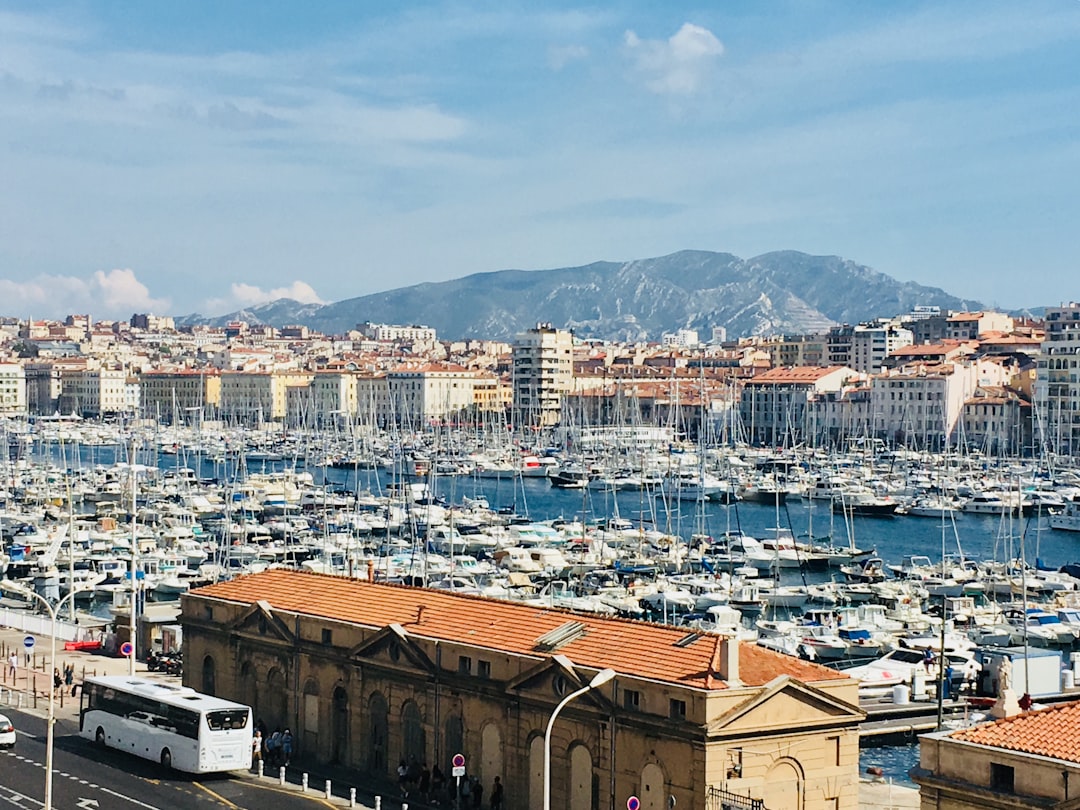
[181, 571, 864, 810]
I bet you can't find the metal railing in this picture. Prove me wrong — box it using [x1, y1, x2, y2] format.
[706, 785, 765, 810]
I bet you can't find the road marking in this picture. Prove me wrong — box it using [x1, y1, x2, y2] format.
[239, 778, 338, 808]
[192, 782, 239, 808]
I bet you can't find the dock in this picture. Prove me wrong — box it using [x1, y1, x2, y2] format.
[860, 686, 1080, 742]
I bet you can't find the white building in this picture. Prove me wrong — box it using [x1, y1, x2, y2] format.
[0, 363, 27, 415]
[385, 363, 475, 426]
[59, 367, 132, 417]
[219, 371, 313, 422]
[868, 359, 1008, 450]
[1036, 302, 1080, 455]
[850, 323, 913, 374]
[662, 329, 700, 348]
[512, 324, 574, 427]
[357, 323, 437, 343]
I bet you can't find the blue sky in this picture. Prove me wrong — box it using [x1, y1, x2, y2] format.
[1, 1, 1078, 319]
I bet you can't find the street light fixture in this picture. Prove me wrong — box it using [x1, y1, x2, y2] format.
[543, 667, 616, 810]
[2, 579, 90, 810]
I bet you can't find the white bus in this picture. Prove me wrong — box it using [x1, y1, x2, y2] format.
[79, 675, 251, 773]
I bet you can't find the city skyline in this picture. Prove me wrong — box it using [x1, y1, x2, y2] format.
[2, 1, 1078, 319]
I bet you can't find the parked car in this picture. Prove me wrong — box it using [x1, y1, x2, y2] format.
[0, 714, 15, 748]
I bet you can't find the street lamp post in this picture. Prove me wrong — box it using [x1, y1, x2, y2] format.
[543, 667, 615, 810]
[2, 580, 88, 810]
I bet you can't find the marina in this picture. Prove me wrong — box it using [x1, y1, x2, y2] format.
[5, 421, 1080, 723]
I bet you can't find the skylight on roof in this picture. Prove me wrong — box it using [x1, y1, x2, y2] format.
[674, 632, 703, 648]
[534, 621, 587, 652]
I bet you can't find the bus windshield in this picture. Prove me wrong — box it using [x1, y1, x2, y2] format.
[206, 710, 249, 731]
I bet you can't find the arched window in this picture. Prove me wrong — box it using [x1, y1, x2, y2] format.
[401, 700, 426, 765]
[239, 661, 257, 718]
[201, 655, 216, 697]
[367, 692, 389, 774]
[640, 762, 666, 810]
[266, 667, 288, 733]
[764, 759, 804, 810]
[302, 678, 320, 755]
[331, 686, 349, 764]
[444, 714, 464, 773]
[568, 743, 595, 810]
[528, 736, 545, 810]
[480, 723, 502, 787]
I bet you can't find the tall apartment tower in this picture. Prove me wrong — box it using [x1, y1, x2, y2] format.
[512, 323, 573, 427]
[1036, 302, 1080, 455]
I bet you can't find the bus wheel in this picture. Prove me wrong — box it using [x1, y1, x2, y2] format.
[161, 748, 172, 770]
[95, 727, 105, 746]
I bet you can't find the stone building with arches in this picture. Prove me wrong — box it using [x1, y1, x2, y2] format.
[181, 570, 864, 810]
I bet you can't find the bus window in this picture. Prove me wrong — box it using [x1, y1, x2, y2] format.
[206, 710, 249, 731]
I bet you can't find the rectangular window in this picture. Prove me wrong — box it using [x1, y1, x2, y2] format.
[458, 656, 472, 675]
[669, 698, 686, 719]
[828, 735, 841, 766]
[478, 660, 491, 679]
[623, 689, 641, 710]
[990, 763, 1014, 793]
[321, 629, 333, 645]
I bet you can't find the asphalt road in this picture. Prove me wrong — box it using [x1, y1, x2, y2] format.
[0, 707, 350, 810]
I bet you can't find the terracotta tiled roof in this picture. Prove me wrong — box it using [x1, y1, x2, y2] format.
[948, 700, 1080, 763]
[189, 570, 848, 690]
[749, 366, 847, 384]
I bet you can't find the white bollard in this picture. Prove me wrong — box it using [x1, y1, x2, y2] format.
[279, 766, 286, 786]
[302, 773, 308, 793]
[258, 760, 264, 778]
[350, 787, 356, 807]
[375, 796, 381, 810]
[325, 779, 332, 799]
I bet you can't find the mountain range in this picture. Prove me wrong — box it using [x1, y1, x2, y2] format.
[179, 250, 981, 342]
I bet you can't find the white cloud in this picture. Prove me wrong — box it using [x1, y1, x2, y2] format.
[624, 23, 724, 96]
[207, 280, 325, 313]
[0, 268, 170, 319]
[548, 44, 589, 71]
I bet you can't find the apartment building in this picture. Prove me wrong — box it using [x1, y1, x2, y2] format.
[739, 366, 858, 446]
[512, 324, 574, 427]
[219, 370, 314, 422]
[1035, 302, 1080, 455]
[139, 369, 222, 422]
[58, 367, 134, 418]
[0, 363, 26, 415]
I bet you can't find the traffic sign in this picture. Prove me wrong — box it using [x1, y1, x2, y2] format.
[23, 635, 35, 650]
[120, 641, 134, 657]
[451, 752, 466, 777]
[627, 797, 640, 810]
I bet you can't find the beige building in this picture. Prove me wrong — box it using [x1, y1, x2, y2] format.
[182, 570, 864, 810]
[219, 370, 314, 422]
[945, 311, 1014, 341]
[914, 700, 1080, 808]
[513, 324, 574, 427]
[58, 366, 134, 417]
[139, 369, 221, 421]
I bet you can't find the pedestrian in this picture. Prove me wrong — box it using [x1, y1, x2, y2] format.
[53, 667, 62, 696]
[398, 759, 410, 797]
[490, 775, 504, 810]
[267, 728, 282, 768]
[64, 663, 74, 690]
[281, 728, 293, 767]
[251, 730, 262, 771]
[471, 775, 483, 809]
[419, 762, 431, 801]
[431, 763, 445, 805]
[7, 651, 16, 679]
